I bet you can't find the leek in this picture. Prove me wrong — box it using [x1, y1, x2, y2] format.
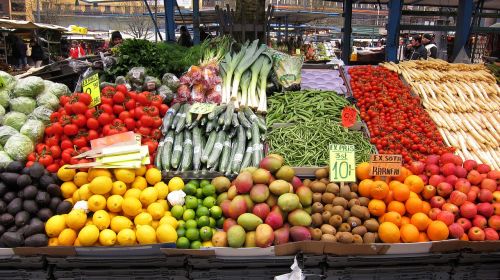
[247, 56, 265, 108]
[223, 43, 248, 104]
[239, 70, 252, 107]
[257, 55, 272, 113]
[230, 40, 267, 101]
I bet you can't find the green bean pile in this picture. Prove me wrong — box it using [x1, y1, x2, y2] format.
[267, 118, 375, 166]
[266, 90, 354, 127]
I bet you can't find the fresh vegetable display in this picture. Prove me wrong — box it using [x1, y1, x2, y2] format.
[382, 60, 500, 169]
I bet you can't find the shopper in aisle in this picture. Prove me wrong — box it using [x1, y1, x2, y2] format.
[110, 31, 123, 47]
[408, 36, 427, 60]
[422, 33, 438, 59]
[69, 40, 86, 59]
[30, 39, 44, 68]
[14, 37, 29, 70]
[177, 26, 193, 47]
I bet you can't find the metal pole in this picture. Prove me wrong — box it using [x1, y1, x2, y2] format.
[165, 0, 176, 42]
[193, 0, 200, 45]
[36, 0, 40, 22]
[341, 0, 352, 64]
[452, 0, 473, 61]
[144, 0, 163, 41]
[285, 15, 288, 41]
[155, 0, 158, 42]
[386, 0, 403, 62]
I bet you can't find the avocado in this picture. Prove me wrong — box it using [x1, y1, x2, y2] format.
[17, 224, 29, 237]
[56, 201, 72, 214]
[6, 161, 24, 173]
[14, 211, 30, 227]
[24, 234, 47, 247]
[0, 213, 14, 226]
[17, 190, 24, 199]
[16, 175, 32, 188]
[24, 218, 44, 237]
[39, 175, 55, 190]
[29, 163, 44, 179]
[37, 208, 53, 221]
[46, 184, 61, 197]
[7, 225, 18, 232]
[49, 197, 61, 212]
[0, 173, 20, 187]
[21, 167, 30, 175]
[0, 231, 24, 247]
[0, 224, 4, 235]
[0, 201, 6, 214]
[22, 185, 38, 200]
[23, 200, 39, 215]
[35, 192, 50, 207]
[7, 198, 22, 215]
[3, 192, 16, 203]
[0, 182, 7, 196]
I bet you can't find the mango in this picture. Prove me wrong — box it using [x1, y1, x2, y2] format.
[291, 176, 303, 191]
[277, 193, 300, 212]
[269, 180, 290, 196]
[290, 226, 312, 242]
[234, 171, 253, 194]
[252, 169, 271, 184]
[265, 211, 283, 230]
[223, 218, 237, 232]
[250, 184, 270, 203]
[227, 186, 237, 200]
[267, 154, 284, 163]
[296, 186, 313, 206]
[275, 166, 295, 182]
[241, 167, 257, 174]
[217, 192, 228, 206]
[212, 177, 231, 193]
[259, 156, 283, 173]
[237, 213, 263, 231]
[228, 196, 247, 220]
[274, 224, 290, 245]
[255, 224, 274, 248]
[252, 203, 270, 220]
[242, 194, 254, 212]
[245, 231, 256, 247]
[227, 225, 246, 248]
[220, 200, 231, 217]
[288, 209, 312, 227]
[266, 194, 278, 207]
[212, 231, 228, 247]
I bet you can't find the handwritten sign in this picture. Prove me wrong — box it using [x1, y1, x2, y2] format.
[329, 144, 356, 182]
[341, 106, 357, 128]
[190, 103, 216, 114]
[369, 154, 402, 177]
[82, 73, 101, 108]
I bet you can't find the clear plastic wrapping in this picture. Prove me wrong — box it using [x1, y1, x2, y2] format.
[9, 97, 36, 115]
[4, 133, 34, 161]
[20, 119, 45, 143]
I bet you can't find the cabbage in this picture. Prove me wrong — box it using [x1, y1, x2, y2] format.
[115, 76, 127, 85]
[144, 76, 161, 91]
[126, 67, 146, 84]
[162, 73, 180, 90]
[3, 112, 27, 131]
[0, 126, 18, 145]
[157, 85, 174, 104]
[28, 106, 53, 124]
[10, 97, 36, 115]
[0, 89, 10, 108]
[0, 105, 5, 124]
[12, 76, 45, 98]
[0, 71, 16, 91]
[5, 133, 34, 161]
[20, 119, 45, 143]
[48, 83, 70, 97]
[0, 151, 12, 167]
[36, 93, 59, 110]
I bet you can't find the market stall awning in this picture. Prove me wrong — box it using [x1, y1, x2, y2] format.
[325, 0, 500, 10]
[0, 19, 67, 31]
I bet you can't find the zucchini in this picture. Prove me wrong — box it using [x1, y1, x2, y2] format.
[192, 126, 202, 171]
[175, 105, 188, 134]
[171, 103, 185, 130]
[226, 141, 237, 176]
[201, 130, 217, 164]
[237, 111, 252, 128]
[162, 103, 180, 133]
[231, 126, 246, 173]
[223, 103, 235, 131]
[256, 114, 267, 131]
[171, 131, 184, 169]
[207, 131, 226, 168]
[240, 145, 253, 172]
[232, 114, 239, 127]
[161, 130, 175, 170]
[154, 140, 164, 170]
[180, 130, 193, 171]
[207, 104, 227, 120]
[218, 138, 232, 173]
[251, 122, 261, 166]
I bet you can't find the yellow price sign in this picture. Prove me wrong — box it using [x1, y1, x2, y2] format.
[329, 144, 356, 182]
[82, 73, 101, 108]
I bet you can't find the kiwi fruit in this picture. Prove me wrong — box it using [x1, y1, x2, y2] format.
[311, 213, 323, 227]
[358, 197, 370, 207]
[303, 179, 312, 187]
[363, 232, 377, 243]
[326, 183, 339, 195]
[353, 234, 363, 244]
[320, 224, 336, 235]
[311, 202, 324, 213]
[350, 183, 359, 193]
[329, 215, 343, 228]
[321, 234, 337, 242]
[349, 192, 358, 200]
[320, 178, 330, 185]
[351, 205, 370, 220]
[310, 228, 323, 241]
[330, 205, 344, 216]
[342, 210, 351, 222]
[364, 219, 380, 232]
[351, 225, 368, 237]
[314, 168, 328, 179]
[347, 217, 362, 228]
[313, 193, 323, 203]
[322, 193, 335, 204]
[310, 181, 327, 193]
[348, 198, 360, 209]
[324, 204, 334, 214]
[338, 232, 354, 244]
[332, 197, 348, 208]
[338, 223, 351, 232]
[322, 211, 332, 224]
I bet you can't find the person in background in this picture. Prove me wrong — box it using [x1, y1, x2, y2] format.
[110, 31, 123, 48]
[16, 37, 28, 70]
[177, 26, 193, 47]
[408, 36, 427, 60]
[30, 40, 44, 68]
[69, 40, 85, 59]
[200, 27, 211, 42]
[422, 33, 438, 59]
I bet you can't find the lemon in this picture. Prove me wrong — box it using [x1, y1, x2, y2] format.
[135, 166, 147, 176]
[108, 212, 117, 220]
[58, 228, 77, 246]
[72, 190, 81, 202]
[77, 225, 99, 246]
[88, 195, 107, 212]
[61, 182, 78, 199]
[122, 197, 142, 217]
[65, 198, 74, 205]
[159, 215, 178, 229]
[168, 177, 184, 191]
[110, 216, 133, 233]
[78, 184, 91, 200]
[136, 225, 157, 244]
[114, 168, 136, 184]
[92, 210, 111, 230]
[89, 176, 113, 195]
[134, 212, 153, 226]
[139, 187, 158, 206]
[99, 229, 117, 246]
[156, 224, 177, 243]
[124, 188, 141, 199]
[66, 209, 87, 230]
[111, 181, 127, 195]
[85, 218, 94, 226]
[88, 168, 112, 181]
[48, 237, 59, 246]
[157, 199, 169, 211]
[202, 241, 213, 247]
[164, 211, 172, 217]
[147, 202, 165, 220]
[117, 228, 136, 245]
[107, 195, 123, 213]
[57, 165, 76, 182]
[151, 220, 160, 229]
[145, 168, 162, 185]
[74, 172, 89, 187]
[132, 176, 147, 190]
[154, 182, 169, 199]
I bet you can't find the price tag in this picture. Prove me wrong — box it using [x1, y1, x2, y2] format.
[190, 103, 216, 114]
[369, 154, 402, 177]
[82, 73, 101, 108]
[329, 144, 356, 182]
[341, 106, 357, 128]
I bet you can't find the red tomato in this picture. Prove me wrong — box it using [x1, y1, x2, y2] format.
[73, 136, 88, 148]
[152, 116, 162, 128]
[61, 139, 73, 150]
[98, 113, 113, 126]
[88, 130, 99, 140]
[36, 144, 48, 154]
[27, 152, 36, 162]
[134, 106, 145, 120]
[144, 106, 159, 117]
[101, 86, 116, 97]
[135, 93, 150, 106]
[140, 115, 154, 127]
[150, 129, 161, 140]
[64, 124, 78, 136]
[159, 104, 169, 116]
[150, 95, 163, 108]
[59, 95, 70, 106]
[113, 91, 125, 104]
[116, 84, 128, 94]
[64, 103, 73, 114]
[26, 161, 35, 167]
[125, 99, 136, 110]
[102, 125, 111, 136]
[138, 127, 151, 136]
[87, 118, 100, 130]
[124, 118, 136, 130]
[50, 112, 61, 123]
[59, 115, 72, 126]
[46, 164, 60, 173]
[71, 101, 87, 115]
[85, 108, 97, 119]
[113, 105, 125, 115]
[38, 154, 54, 167]
[100, 104, 113, 114]
[72, 114, 87, 128]
[61, 149, 73, 163]
[45, 136, 60, 147]
[49, 146, 62, 159]
[144, 140, 158, 154]
[101, 96, 114, 106]
[44, 125, 54, 136]
[78, 93, 92, 106]
[119, 111, 131, 121]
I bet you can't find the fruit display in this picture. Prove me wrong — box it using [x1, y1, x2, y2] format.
[0, 161, 69, 247]
[349, 66, 455, 165]
[382, 60, 499, 169]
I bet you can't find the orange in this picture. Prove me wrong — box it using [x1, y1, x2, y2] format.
[389, 180, 402, 191]
[378, 222, 400, 243]
[427, 220, 449, 241]
[358, 179, 373, 198]
[421, 201, 431, 215]
[418, 232, 429, 242]
[404, 175, 425, 194]
[409, 191, 419, 199]
[356, 162, 371, 180]
[383, 211, 402, 227]
[384, 190, 394, 204]
[370, 181, 389, 199]
[410, 212, 431, 231]
[368, 199, 386, 217]
[401, 216, 411, 226]
[387, 201, 406, 216]
[400, 224, 419, 243]
[405, 197, 423, 215]
[393, 183, 410, 202]
[395, 167, 412, 182]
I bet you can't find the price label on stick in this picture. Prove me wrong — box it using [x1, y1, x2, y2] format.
[341, 106, 357, 128]
[369, 154, 402, 177]
[329, 144, 356, 182]
[190, 103, 216, 114]
[82, 73, 101, 108]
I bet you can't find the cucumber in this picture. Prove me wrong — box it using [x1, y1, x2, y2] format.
[180, 130, 193, 171]
[171, 103, 185, 130]
[189, 114, 203, 130]
[175, 105, 188, 134]
[161, 130, 175, 170]
[208, 104, 227, 120]
[201, 130, 217, 164]
[218, 112, 225, 126]
[243, 107, 258, 123]
[226, 141, 237, 176]
[246, 128, 252, 140]
[162, 103, 181, 134]
[240, 145, 253, 172]
[201, 115, 208, 126]
[171, 131, 184, 169]
[256, 114, 267, 131]
[206, 117, 218, 133]
[228, 126, 237, 138]
[185, 105, 193, 127]
[231, 126, 246, 173]
[192, 126, 202, 171]
[223, 102, 234, 131]
[219, 138, 232, 173]
[232, 113, 239, 127]
[154, 140, 164, 170]
[237, 111, 252, 128]
[207, 131, 226, 168]
[251, 122, 261, 167]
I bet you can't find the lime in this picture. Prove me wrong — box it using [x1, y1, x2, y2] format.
[216, 217, 225, 229]
[176, 237, 190, 249]
[200, 179, 210, 188]
[199, 226, 213, 241]
[196, 188, 203, 199]
[202, 184, 216, 197]
[183, 209, 196, 221]
[183, 184, 197, 196]
[197, 216, 210, 228]
[209, 217, 216, 228]
[188, 180, 200, 188]
[171, 205, 184, 220]
[190, 240, 201, 249]
[185, 219, 197, 229]
[185, 228, 200, 241]
[185, 196, 198, 209]
[203, 197, 216, 208]
[197, 198, 203, 206]
[176, 227, 186, 237]
[210, 206, 222, 219]
[177, 220, 186, 229]
[196, 206, 209, 218]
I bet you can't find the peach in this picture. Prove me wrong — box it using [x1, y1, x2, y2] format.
[468, 226, 485, 241]
[437, 211, 455, 226]
[484, 228, 499, 241]
[448, 223, 465, 239]
[457, 217, 472, 232]
[472, 215, 487, 229]
[463, 159, 477, 172]
[460, 201, 477, 219]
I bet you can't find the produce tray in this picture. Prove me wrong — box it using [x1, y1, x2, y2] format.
[189, 267, 292, 280]
[74, 243, 174, 257]
[325, 252, 460, 268]
[324, 264, 452, 280]
[300, 254, 327, 267]
[46, 255, 170, 269]
[187, 255, 295, 269]
[0, 255, 45, 269]
[0, 269, 47, 280]
[52, 267, 188, 280]
[451, 263, 500, 280]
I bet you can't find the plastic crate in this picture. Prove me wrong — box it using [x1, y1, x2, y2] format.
[53, 267, 188, 280]
[0, 269, 47, 280]
[325, 253, 459, 268]
[0, 255, 45, 269]
[187, 255, 295, 269]
[325, 264, 451, 280]
[189, 267, 292, 280]
[451, 263, 500, 280]
[47, 255, 170, 269]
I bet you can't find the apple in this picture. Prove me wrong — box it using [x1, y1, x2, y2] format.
[430, 196, 446, 209]
[426, 164, 441, 176]
[426, 155, 440, 165]
[437, 211, 455, 226]
[409, 161, 425, 175]
[467, 170, 483, 185]
[468, 226, 485, 241]
[448, 223, 465, 239]
[454, 166, 467, 178]
[418, 174, 429, 185]
[441, 163, 456, 177]
[442, 203, 459, 216]
[488, 215, 500, 230]
[493, 191, 500, 203]
[437, 182, 453, 197]
[428, 208, 442, 220]
[477, 203, 494, 218]
[457, 217, 472, 232]
[478, 189, 493, 202]
[454, 178, 471, 194]
[484, 228, 499, 241]
[460, 201, 478, 219]
[467, 190, 477, 203]
[449, 190, 467, 206]
[460, 233, 469, 241]
[472, 215, 487, 229]
[463, 159, 477, 171]
[445, 175, 458, 186]
[481, 178, 497, 192]
[440, 153, 456, 165]
[494, 203, 500, 216]
[487, 170, 500, 180]
[422, 185, 437, 200]
[477, 164, 491, 174]
[429, 174, 445, 187]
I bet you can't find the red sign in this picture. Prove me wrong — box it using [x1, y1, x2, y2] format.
[341, 106, 357, 128]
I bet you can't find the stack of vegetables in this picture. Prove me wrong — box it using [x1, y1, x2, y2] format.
[382, 60, 500, 169]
